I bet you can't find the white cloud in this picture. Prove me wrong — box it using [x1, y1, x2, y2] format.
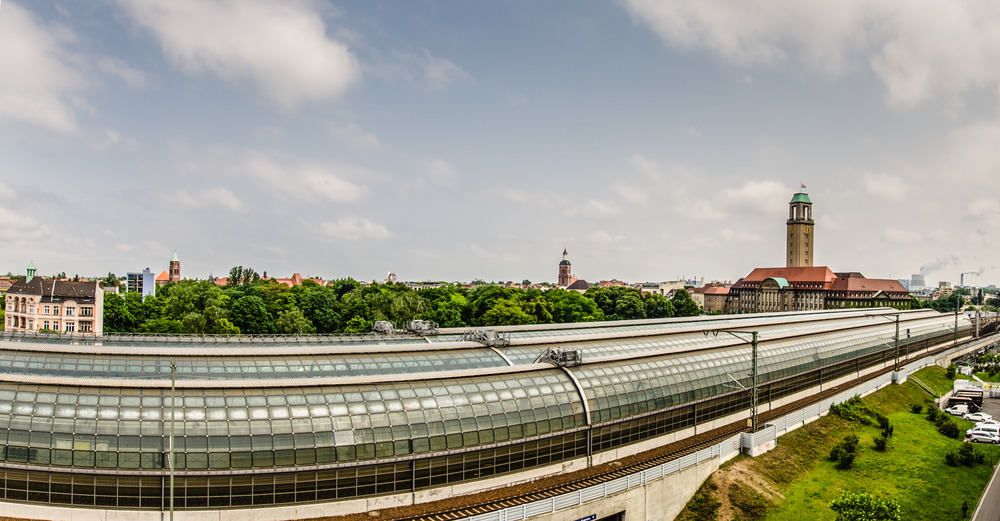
[0, 2, 84, 132]
[241, 151, 371, 203]
[720, 227, 762, 242]
[723, 180, 789, 217]
[862, 172, 906, 201]
[624, 0, 1000, 109]
[317, 217, 392, 241]
[583, 199, 621, 217]
[371, 49, 471, 90]
[628, 153, 662, 180]
[329, 122, 380, 150]
[424, 158, 456, 185]
[880, 227, 922, 243]
[253, 125, 286, 139]
[587, 231, 628, 243]
[166, 187, 247, 213]
[614, 184, 649, 204]
[0, 183, 13, 200]
[116, 0, 360, 108]
[0, 206, 50, 241]
[97, 57, 147, 88]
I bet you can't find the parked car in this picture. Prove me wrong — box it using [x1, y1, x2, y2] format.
[946, 404, 970, 416]
[967, 424, 1000, 440]
[967, 430, 1000, 444]
[964, 412, 993, 422]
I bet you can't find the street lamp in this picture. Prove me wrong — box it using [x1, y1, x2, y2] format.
[705, 329, 759, 432]
[866, 312, 901, 372]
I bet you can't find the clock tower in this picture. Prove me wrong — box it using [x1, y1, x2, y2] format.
[786, 192, 814, 267]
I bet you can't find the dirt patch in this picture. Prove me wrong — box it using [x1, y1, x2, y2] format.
[678, 458, 784, 521]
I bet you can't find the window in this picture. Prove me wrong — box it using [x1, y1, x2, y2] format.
[80, 307, 93, 317]
[44, 305, 50, 314]
[66, 307, 74, 316]
[81, 322, 92, 333]
[52, 322, 58, 330]
[43, 321, 49, 330]
[65, 323, 75, 333]
[53, 306, 59, 314]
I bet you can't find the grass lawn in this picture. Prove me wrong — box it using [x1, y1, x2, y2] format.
[678, 366, 1000, 520]
[910, 366, 959, 395]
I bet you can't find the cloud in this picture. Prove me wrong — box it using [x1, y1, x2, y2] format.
[116, 0, 360, 108]
[628, 153, 662, 180]
[0, 206, 50, 241]
[166, 187, 247, 213]
[317, 217, 392, 241]
[880, 227, 921, 243]
[424, 158, 456, 185]
[920, 255, 959, 276]
[328, 122, 380, 150]
[97, 57, 147, 88]
[583, 199, 621, 217]
[614, 184, 649, 204]
[0, 183, 13, 200]
[0, 2, 84, 132]
[624, 0, 1000, 109]
[862, 172, 906, 201]
[587, 231, 628, 243]
[720, 228, 762, 242]
[373, 49, 471, 90]
[242, 152, 371, 203]
[723, 180, 789, 217]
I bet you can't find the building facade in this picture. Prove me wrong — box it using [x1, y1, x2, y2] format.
[786, 192, 814, 268]
[125, 268, 156, 299]
[3, 268, 104, 335]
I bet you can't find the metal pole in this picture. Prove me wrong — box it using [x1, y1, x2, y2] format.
[751, 332, 759, 433]
[170, 358, 176, 521]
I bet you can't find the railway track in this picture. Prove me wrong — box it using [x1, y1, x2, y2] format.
[389, 339, 974, 521]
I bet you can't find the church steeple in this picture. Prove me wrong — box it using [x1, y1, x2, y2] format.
[558, 249, 572, 287]
[786, 192, 814, 267]
[26, 260, 36, 281]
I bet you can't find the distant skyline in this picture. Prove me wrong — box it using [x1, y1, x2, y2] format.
[3, 1, 1000, 286]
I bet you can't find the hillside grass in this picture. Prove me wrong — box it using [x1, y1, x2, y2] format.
[678, 366, 1000, 521]
[910, 365, 958, 395]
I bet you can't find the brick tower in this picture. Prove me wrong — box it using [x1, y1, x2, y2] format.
[169, 252, 181, 283]
[786, 192, 814, 267]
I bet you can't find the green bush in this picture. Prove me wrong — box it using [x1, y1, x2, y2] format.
[910, 403, 923, 414]
[938, 419, 960, 439]
[946, 363, 957, 379]
[926, 407, 940, 421]
[829, 396, 880, 426]
[830, 446, 844, 462]
[836, 452, 856, 469]
[946, 444, 987, 467]
[874, 436, 888, 451]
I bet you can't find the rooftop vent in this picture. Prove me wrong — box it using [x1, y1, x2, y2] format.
[461, 328, 510, 347]
[534, 347, 582, 367]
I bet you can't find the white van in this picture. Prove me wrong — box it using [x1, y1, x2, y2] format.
[946, 404, 970, 416]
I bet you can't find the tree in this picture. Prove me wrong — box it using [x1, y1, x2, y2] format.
[480, 298, 536, 326]
[614, 292, 646, 320]
[671, 289, 702, 317]
[103, 293, 136, 332]
[644, 293, 675, 319]
[829, 492, 901, 521]
[275, 306, 317, 334]
[229, 295, 273, 334]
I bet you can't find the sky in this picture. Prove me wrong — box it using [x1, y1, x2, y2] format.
[2, 1, 1000, 287]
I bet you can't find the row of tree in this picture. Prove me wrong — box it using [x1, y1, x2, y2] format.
[102, 274, 704, 335]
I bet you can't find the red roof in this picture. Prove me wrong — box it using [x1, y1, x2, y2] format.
[829, 276, 907, 293]
[734, 266, 837, 289]
[155, 270, 169, 282]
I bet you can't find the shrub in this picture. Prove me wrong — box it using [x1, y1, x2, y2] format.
[938, 419, 960, 439]
[874, 436, 888, 451]
[910, 403, 923, 414]
[877, 414, 890, 430]
[829, 396, 880, 426]
[836, 452, 856, 469]
[946, 363, 957, 379]
[830, 446, 844, 462]
[946, 444, 987, 467]
[926, 407, 940, 421]
[945, 451, 958, 467]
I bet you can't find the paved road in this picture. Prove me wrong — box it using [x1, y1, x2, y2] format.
[971, 396, 1000, 520]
